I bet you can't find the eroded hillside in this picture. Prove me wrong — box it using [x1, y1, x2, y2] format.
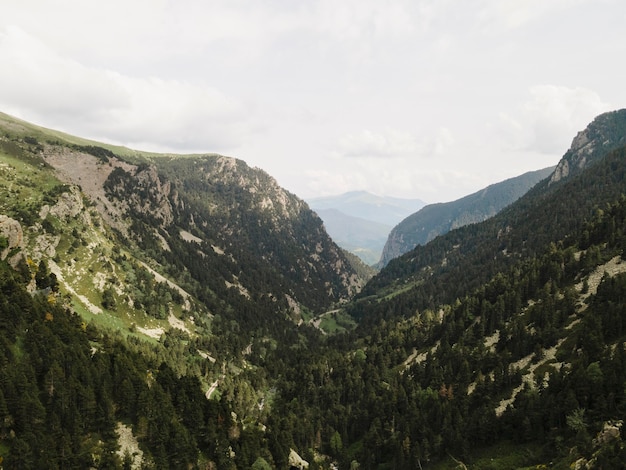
[0, 112, 364, 468]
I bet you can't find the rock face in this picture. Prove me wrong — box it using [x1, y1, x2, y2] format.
[99, 154, 363, 315]
[288, 448, 309, 469]
[593, 420, 622, 447]
[551, 109, 626, 184]
[39, 185, 84, 221]
[0, 215, 24, 267]
[105, 164, 174, 227]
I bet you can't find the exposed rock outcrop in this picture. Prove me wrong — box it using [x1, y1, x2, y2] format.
[0, 215, 24, 267]
[289, 449, 309, 469]
[39, 185, 84, 221]
[551, 109, 626, 184]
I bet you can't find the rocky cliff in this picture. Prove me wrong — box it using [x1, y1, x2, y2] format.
[550, 108, 626, 183]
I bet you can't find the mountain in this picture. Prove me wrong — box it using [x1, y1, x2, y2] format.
[550, 108, 626, 183]
[0, 111, 364, 467]
[378, 166, 555, 267]
[308, 190, 426, 226]
[3, 109, 626, 469]
[0, 112, 362, 322]
[365, 109, 626, 307]
[308, 191, 426, 264]
[282, 109, 626, 467]
[312, 208, 390, 265]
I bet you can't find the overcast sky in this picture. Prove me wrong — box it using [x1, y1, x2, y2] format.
[2, 1, 625, 203]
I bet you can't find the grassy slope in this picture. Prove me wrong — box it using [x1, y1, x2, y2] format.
[0, 111, 220, 161]
[0, 131, 201, 343]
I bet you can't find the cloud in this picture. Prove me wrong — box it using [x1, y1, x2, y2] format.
[333, 127, 454, 159]
[303, 162, 483, 202]
[0, 26, 257, 152]
[496, 85, 610, 154]
[335, 129, 419, 159]
[0, 26, 129, 118]
[98, 76, 255, 152]
[477, 0, 591, 34]
[316, 0, 415, 41]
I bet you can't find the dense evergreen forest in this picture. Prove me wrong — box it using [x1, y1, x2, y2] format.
[0, 261, 248, 468]
[259, 192, 626, 469]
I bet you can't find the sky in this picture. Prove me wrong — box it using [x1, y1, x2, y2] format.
[1, 1, 625, 204]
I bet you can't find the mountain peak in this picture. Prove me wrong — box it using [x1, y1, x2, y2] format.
[551, 108, 626, 183]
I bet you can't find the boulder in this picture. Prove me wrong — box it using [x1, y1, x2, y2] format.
[289, 449, 309, 469]
[0, 215, 24, 266]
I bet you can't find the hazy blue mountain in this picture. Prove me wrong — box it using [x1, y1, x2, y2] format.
[377, 166, 555, 267]
[308, 191, 426, 264]
[308, 190, 426, 226]
[313, 208, 391, 265]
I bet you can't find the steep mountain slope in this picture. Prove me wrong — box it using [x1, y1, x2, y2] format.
[364, 109, 626, 309]
[286, 187, 626, 469]
[378, 166, 554, 267]
[100, 154, 362, 318]
[550, 108, 626, 183]
[271, 110, 626, 468]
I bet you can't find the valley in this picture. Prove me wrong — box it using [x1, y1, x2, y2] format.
[1, 110, 626, 469]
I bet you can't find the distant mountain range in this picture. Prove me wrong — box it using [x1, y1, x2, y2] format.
[307, 191, 426, 265]
[308, 191, 427, 226]
[308, 169, 554, 269]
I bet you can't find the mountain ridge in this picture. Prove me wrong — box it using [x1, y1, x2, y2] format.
[358, 109, 626, 324]
[377, 166, 555, 267]
[0, 111, 365, 326]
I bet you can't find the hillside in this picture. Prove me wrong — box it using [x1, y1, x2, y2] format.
[0, 112, 362, 323]
[278, 109, 626, 468]
[366, 109, 626, 305]
[550, 108, 626, 183]
[378, 166, 554, 267]
[2, 110, 626, 469]
[0, 112, 363, 468]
